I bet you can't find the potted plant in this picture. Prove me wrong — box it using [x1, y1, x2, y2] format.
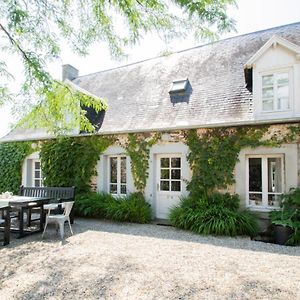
[270, 188, 300, 246]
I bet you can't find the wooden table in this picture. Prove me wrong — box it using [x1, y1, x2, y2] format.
[0, 203, 10, 245]
[0, 196, 50, 238]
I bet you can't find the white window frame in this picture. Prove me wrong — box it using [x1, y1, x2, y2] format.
[32, 159, 43, 187]
[158, 154, 182, 194]
[260, 67, 293, 113]
[107, 155, 127, 196]
[246, 154, 284, 210]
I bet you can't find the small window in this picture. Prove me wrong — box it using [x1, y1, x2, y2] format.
[108, 156, 127, 196]
[159, 157, 181, 192]
[261, 71, 290, 112]
[32, 159, 43, 187]
[247, 155, 283, 208]
[169, 79, 189, 95]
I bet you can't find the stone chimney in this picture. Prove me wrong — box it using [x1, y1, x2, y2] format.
[62, 64, 79, 81]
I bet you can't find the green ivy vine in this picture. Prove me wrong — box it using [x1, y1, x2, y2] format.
[126, 133, 160, 192]
[0, 142, 33, 194]
[184, 125, 282, 199]
[40, 135, 114, 193]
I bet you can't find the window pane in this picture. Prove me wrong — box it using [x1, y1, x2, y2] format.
[121, 157, 127, 183]
[160, 181, 169, 191]
[35, 161, 40, 169]
[268, 194, 281, 207]
[262, 87, 274, 99]
[171, 157, 181, 168]
[249, 193, 262, 206]
[34, 180, 40, 187]
[262, 99, 273, 111]
[160, 158, 170, 168]
[110, 184, 117, 194]
[277, 72, 289, 85]
[35, 170, 40, 179]
[171, 169, 181, 180]
[171, 181, 181, 192]
[120, 184, 127, 194]
[160, 169, 169, 179]
[249, 158, 262, 192]
[262, 75, 273, 86]
[277, 85, 289, 98]
[110, 157, 117, 183]
[268, 158, 282, 193]
[277, 97, 289, 110]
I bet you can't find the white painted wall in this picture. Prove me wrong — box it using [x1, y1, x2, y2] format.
[252, 43, 300, 119]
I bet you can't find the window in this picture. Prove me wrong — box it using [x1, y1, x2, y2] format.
[108, 156, 127, 195]
[169, 78, 189, 95]
[32, 159, 43, 187]
[261, 71, 290, 112]
[247, 155, 284, 208]
[159, 157, 181, 192]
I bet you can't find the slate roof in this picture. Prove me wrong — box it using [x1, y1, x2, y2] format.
[2, 22, 300, 142]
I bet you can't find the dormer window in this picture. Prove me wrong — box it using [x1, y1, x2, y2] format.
[261, 70, 290, 112]
[244, 35, 300, 119]
[169, 79, 189, 95]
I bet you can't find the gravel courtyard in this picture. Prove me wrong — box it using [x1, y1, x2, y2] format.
[0, 219, 299, 300]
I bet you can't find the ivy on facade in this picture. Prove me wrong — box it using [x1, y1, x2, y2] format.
[40, 136, 114, 193]
[0, 123, 298, 197]
[125, 133, 160, 193]
[0, 142, 33, 194]
[184, 125, 286, 199]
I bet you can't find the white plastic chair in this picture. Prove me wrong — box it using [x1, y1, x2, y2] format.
[42, 201, 74, 239]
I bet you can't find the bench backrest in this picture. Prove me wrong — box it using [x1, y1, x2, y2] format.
[19, 186, 75, 201]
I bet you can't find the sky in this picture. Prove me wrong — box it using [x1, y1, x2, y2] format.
[0, 0, 300, 138]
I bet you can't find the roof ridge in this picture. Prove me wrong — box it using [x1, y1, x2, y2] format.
[74, 21, 300, 80]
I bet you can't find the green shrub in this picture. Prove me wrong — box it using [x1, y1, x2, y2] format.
[169, 193, 258, 237]
[74, 192, 152, 224]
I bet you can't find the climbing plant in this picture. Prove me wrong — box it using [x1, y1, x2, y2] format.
[126, 133, 160, 192]
[184, 125, 280, 198]
[0, 142, 33, 194]
[40, 136, 114, 193]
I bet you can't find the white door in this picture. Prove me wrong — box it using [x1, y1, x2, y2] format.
[156, 154, 182, 219]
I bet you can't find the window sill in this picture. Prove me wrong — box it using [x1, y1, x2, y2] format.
[246, 205, 280, 212]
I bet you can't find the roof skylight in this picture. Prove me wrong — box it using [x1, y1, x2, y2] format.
[169, 78, 189, 94]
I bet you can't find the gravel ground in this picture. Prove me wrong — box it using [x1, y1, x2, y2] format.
[0, 218, 299, 300]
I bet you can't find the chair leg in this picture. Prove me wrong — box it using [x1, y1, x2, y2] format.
[59, 221, 64, 239]
[68, 218, 73, 235]
[42, 218, 48, 238]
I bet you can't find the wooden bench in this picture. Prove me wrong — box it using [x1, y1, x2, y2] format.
[19, 186, 76, 225]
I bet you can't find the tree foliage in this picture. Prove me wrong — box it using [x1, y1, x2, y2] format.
[0, 0, 236, 133]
